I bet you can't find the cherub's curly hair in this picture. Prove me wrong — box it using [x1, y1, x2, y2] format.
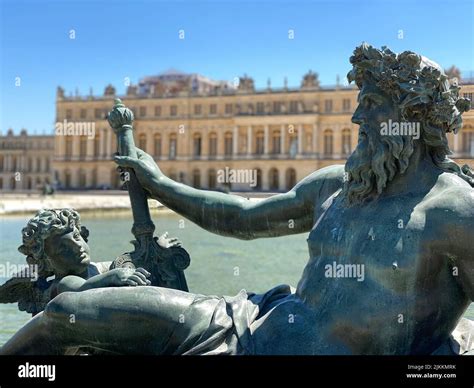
[18, 209, 89, 278]
[347, 43, 473, 186]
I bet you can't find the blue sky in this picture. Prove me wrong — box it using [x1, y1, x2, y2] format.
[1, 0, 473, 134]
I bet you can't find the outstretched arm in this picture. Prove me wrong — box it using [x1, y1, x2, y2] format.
[115, 149, 344, 240]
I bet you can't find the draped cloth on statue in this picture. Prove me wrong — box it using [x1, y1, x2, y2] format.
[157, 282, 474, 355]
[167, 284, 292, 355]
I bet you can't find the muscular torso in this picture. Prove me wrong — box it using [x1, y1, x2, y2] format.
[252, 171, 472, 355]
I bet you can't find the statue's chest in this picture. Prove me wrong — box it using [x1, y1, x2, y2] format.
[307, 194, 427, 265]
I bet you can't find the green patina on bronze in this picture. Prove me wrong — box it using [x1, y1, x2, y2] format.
[1, 44, 473, 355]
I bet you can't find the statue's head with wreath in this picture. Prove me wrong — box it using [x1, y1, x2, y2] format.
[343, 43, 472, 205]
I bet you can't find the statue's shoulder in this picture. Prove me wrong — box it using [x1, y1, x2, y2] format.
[428, 172, 474, 220]
[294, 164, 344, 194]
[296, 164, 345, 189]
[292, 164, 345, 205]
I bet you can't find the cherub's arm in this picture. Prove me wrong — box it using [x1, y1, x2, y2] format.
[56, 267, 150, 294]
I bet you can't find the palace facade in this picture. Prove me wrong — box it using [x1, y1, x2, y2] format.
[0, 129, 54, 191]
[1, 70, 473, 192]
[52, 70, 474, 192]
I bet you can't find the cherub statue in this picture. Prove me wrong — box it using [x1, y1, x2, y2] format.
[0, 208, 152, 315]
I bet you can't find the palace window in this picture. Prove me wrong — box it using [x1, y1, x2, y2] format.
[169, 134, 177, 159]
[9, 156, 16, 172]
[79, 169, 86, 187]
[154, 106, 162, 117]
[208, 169, 217, 189]
[288, 130, 298, 158]
[193, 133, 202, 157]
[256, 102, 265, 114]
[192, 169, 201, 188]
[170, 105, 178, 117]
[324, 129, 333, 156]
[272, 130, 281, 154]
[256, 131, 264, 154]
[286, 168, 296, 190]
[324, 100, 333, 113]
[343, 99, 351, 112]
[224, 132, 233, 157]
[80, 137, 87, 159]
[194, 104, 202, 115]
[91, 168, 97, 188]
[341, 128, 352, 155]
[225, 104, 233, 114]
[66, 109, 73, 119]
[139, 106, 147, 117]
[65, 138, 73, 160]
[64, 170, 71, 188]
[94, 133, 100, 157]
[154, 134, 162, 158]
[209, 132, 217, 158]
[462, 131, 474, 155]
[253, 168, 262, 190]
[209, 104, 217, 115]
[269, 168, 279, 190]
[80, 109, 87, 119]
[289, 101, 298, 114]
[273, 101, 282, 114]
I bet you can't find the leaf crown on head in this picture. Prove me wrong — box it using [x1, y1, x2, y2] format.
[347, 43, 470, 135]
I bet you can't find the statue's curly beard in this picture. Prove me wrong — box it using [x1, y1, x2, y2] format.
[342, 124, 414, 206]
